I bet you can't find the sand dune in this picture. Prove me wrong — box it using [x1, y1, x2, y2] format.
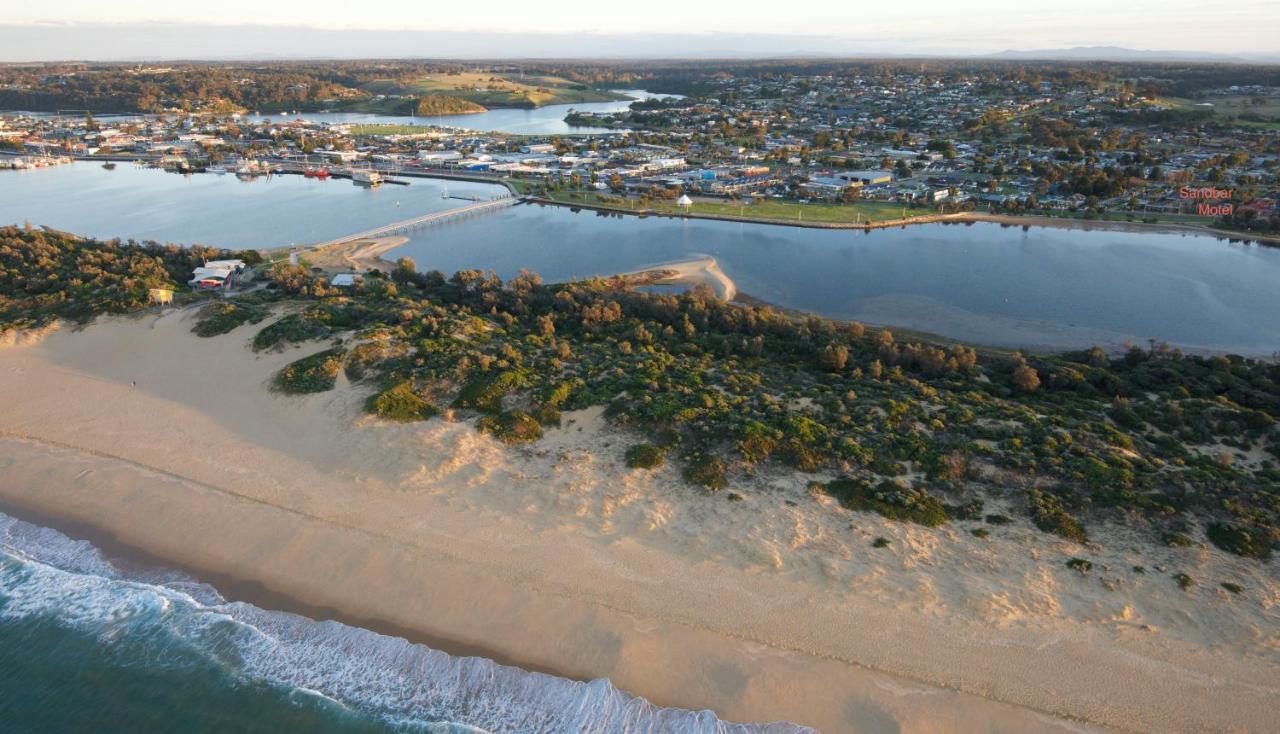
[0, 310, 1276, 733]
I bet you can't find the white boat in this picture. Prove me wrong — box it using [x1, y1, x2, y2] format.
[206, 165, 227, 175]
[352, 170, 382, 187]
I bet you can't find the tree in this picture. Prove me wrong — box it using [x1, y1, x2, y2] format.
[392, 257, 417, 285]
[819, 343, 849, 371]
[1012, 365, 1041, 393]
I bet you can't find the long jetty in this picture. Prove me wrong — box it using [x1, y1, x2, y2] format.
[316, 194, 518, 247]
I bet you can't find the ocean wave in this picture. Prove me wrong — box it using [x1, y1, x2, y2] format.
[0, 512, 814, 734]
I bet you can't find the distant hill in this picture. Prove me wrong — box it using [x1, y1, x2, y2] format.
[985, 46, 1273, 63]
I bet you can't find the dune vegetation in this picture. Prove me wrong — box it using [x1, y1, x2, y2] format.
[3, 228, 1277, 561]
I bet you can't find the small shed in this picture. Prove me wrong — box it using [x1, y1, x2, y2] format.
[331, 273, 361, 288]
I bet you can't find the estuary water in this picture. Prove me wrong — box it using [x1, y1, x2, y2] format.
[3, 162, 1279, 354]
[244, 89, 679, 135]
[393, 204, 1280, 355]
[0, 162, 503, 249]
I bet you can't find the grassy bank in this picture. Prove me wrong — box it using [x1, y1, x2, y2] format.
[545, 191, 919, 224]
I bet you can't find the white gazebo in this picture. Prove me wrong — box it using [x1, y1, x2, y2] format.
[676, 194, 693, 210]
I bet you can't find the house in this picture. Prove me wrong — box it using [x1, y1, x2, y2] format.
[838, 170, 894, 185]
[188, 259, 247, 289]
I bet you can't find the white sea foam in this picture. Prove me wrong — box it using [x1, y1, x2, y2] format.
[0, 512, 814, 734]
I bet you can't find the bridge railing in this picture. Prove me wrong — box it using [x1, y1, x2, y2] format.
[314, 196, 518, 248]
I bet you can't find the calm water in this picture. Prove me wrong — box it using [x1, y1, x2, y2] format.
[0, 512, 808, 734]
[4, 163, 1278, 354]
[393, 204, 1280, 355]
[0, 162, 505, 249]
[245, 90, 677, 135]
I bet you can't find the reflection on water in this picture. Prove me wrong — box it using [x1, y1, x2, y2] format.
[0, 162, 506, 249]
[243, 90, 679, 135]
[392, 204, 1280, 355]
[3, 161, 1277, 355]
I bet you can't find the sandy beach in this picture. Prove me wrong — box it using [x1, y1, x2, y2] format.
[1, 309, 1276, 732]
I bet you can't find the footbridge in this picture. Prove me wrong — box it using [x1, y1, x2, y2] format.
[316, 194, 519, 247]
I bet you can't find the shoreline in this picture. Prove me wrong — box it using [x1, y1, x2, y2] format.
[0, 310, 1276, 732]
[0, 496, 568, 679]
[285, 240, 1273, 360]
[529, 195, 1280, 244]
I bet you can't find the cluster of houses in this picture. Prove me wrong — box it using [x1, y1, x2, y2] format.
[3, 70, 1277, 223]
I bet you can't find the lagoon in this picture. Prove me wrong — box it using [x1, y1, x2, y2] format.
[0, 162, 501, 249]
[244, 89, 678, 135]
[393, 204, 1280, 355]
[3, 163, 1279, 355]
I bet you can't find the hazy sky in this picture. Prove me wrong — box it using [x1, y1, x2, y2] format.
[2, 1, 1277, 57]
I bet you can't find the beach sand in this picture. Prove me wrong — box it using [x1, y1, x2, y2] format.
[625, 256, 738, 301]
[0, 309, 1276, 732]
[284, 235, 411, 273]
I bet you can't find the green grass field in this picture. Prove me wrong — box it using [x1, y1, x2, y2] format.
[547, 192, 919, 224]
[345, 124, 436, 136]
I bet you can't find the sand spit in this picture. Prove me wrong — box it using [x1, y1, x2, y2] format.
[624, 256, 738, 301]
[292, 235, 410, 273]
[0, 311, 1276, 733]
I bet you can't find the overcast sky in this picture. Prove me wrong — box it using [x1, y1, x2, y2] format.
[2, 1, 1277, 60]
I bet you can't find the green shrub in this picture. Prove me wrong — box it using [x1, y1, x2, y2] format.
[192, 301, 267, 337]
[825, 478, 949, 527]
[345, 339, 404, 382]
[626, 443, 667, 470]
[970, 527, 989, 538]
[1173, 572, 1195, 590]
[275, 348, 345, 394]
[872, 536, 890, 548]
[254, 313, 331, 351]
[947, 499, 984, 521]
[683, 453, 727, 490]
[1162, 531, 1194, 548]
[476, 410, 542, 444]
[454, 370, 526, 413]
[1220, 582, 1244, 595]
[779, 439, 823, 472]
[540, 380, 575, 409]
[367, 382, 438, 422]
[1066, 557, 1092, 573]
[1206, 522, 1272, 560]
[736, 424, 778, 464]
[532, 404, 562, 427]
[984, 514, 1013, 525]
[1028, 491, 1088, 543]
